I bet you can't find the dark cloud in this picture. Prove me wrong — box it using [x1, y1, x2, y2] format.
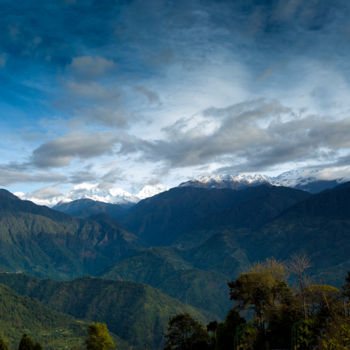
[0, 165, 65, 186]
[31, 132, 119, 168]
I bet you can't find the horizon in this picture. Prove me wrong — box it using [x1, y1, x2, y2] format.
[1, 1, 350, 205]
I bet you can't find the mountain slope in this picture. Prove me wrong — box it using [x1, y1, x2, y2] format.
[102, 247, 232, 317]
[122, 185, 310, 246]
[0, 189, 143, 278]
[249, 182, 350, 285]
[0, 273, 212, 350]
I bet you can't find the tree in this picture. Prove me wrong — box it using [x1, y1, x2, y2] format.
[289, 253, 312, 319]
[33, 343, 43, 350]
[215, 309, 245, 350]
[86, 322, 115, 350]
[228, 259, 295, 328]
[0, 338, 8, 350]
[228, 259, 299, 349]
[18, 335, 35, 350]
[164, 313, 211, 350]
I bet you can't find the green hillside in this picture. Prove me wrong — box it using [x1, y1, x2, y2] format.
[0, 190, 142, 279]
[103, 247, 233, 317]
[0, 282, 88, 350]
[0, 273, 212, 350]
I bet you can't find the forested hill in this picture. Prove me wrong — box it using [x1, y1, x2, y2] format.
[0, 189, 142, 279]
[0, 273, 212, 350]
[0, 282, 89, 349]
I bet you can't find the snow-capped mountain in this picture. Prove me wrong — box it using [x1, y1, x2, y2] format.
[17, 183, 168, 207]
[179, 174, 270, 190]
[179, 170, 346, 193]
[137, 184, 169, 199]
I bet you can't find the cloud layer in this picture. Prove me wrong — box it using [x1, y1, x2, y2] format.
[1, 0, 350, 203]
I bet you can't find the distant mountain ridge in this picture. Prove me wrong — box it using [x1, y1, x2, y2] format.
[53, 198, 130, 221]
[179, 170, 345, 193]
[121, 185, 311, 246]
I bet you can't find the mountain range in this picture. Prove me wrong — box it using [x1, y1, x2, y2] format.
[1, 177, 350, 348]
[179, 170, 344, 194]
[46, 171, 345, 210]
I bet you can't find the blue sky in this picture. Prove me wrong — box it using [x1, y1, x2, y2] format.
[1, 0, 350, 204]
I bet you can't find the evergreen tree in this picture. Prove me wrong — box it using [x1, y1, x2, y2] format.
[86, 322, 115, 350]
[18, 335, 35, 350]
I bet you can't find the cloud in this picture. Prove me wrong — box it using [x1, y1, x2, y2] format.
[119, 99, 350, 174]
[68, 56, 115, 80]
[30, 132, 120, 168]
[0, 166, 65, 186]
[134, 86, 161, 104]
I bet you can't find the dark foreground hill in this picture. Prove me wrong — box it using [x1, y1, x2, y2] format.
[0, 190, 142, 279]
[0, 273, 211, 350]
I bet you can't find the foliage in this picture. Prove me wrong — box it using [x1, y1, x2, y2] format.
[228, 259, 295, 332]
[164, 313, 211, 350]
[86, 323, 115, 350]
[320, 320, 350, 349]
[164, 261, 350, 350]
[0, 339, 8, 350]
[215, 309, 245, 350]
[18, 335, 35, 350]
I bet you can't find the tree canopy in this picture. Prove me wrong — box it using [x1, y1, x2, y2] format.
[86, 322, 115, 350]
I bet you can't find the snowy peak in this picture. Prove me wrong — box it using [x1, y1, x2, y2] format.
[179, 174, 270, 190]
[179, 171, 346, 193]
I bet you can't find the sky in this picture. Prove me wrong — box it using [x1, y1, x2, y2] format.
[1, 0, 350, 205]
